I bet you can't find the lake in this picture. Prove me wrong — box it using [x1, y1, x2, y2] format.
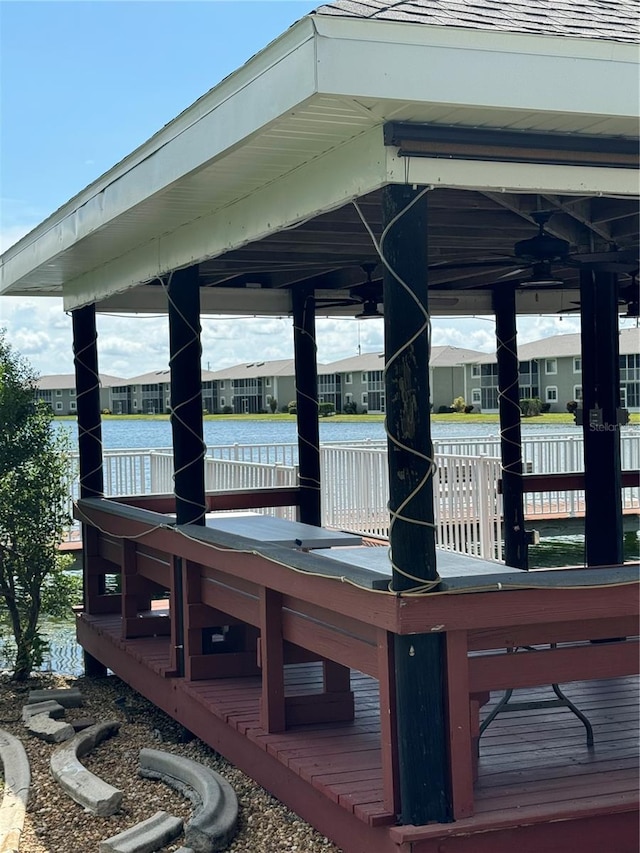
[53, 416, 605, 451]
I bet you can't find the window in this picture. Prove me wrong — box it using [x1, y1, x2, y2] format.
[55, 389, 62, 396]
[345, 372, 353, 385]
[220, 381, 225, 390]
[165, 398, 170, 408]
[55, 402, 63, 411]
[70, 401, 77, 411]
[573, 357, 582, 373]
[545, 386, 558, 402]
[545, 358, 557, 375]
[69, 389, 76, 397]
[345, 393, 353, 404]
[573, 385, 583, 401]
[133, 400, 138, 409]
[220, 397, 225, 406]
[361, 393, 368, 407]
[361, 372, 368, 382]
[265, 377, 271, 387]
[471, 364, 481, 378]
[471, 388, 481, 405]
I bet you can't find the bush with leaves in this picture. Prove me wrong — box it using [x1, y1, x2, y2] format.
[520, 397, 543, 417]
[0, 332, 73, 679]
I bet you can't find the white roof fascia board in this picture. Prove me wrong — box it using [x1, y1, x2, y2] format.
[1, 18, 319, 294]
[61, 126, 388, 310]
[313, 17, 639, 123]
[387, 151, 640, 197]
[97, 286, 292, 316]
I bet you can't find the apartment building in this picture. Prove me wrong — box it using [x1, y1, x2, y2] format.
[207, 359, 298, 414]
[467, 328, 640, 413]
[36, 330, 639, 416]
[35, 373, 125, 415]
[327, 347, 483, 413]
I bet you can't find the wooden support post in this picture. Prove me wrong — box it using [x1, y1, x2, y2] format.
[121, 539, 138, 636]
[72, 304, 104, 499]
[579, 268, 624, 566]
[182, 559, 203, 681]
[168, 264, 206, 527]
[377, 629, 401, 817]
[72, 305, 108, 677]
[444, 631, 475, 819]
[382, 184, 452, 825]
[259, 588, 286, 733]
[292, 286, 321, 526]
[168, 264, 206, 679]
[493, 285, 528, 569]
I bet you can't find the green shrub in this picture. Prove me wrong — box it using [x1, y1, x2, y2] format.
[319, 402, 336, 417]
[343, 401, 358, 414]
[221, 405, 233, 414]
[520, 397, 542, 417]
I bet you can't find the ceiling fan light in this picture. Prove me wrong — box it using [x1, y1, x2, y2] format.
[355, 299, 383, 319]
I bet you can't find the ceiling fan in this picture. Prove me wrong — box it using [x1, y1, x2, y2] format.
[315, 262, 460, 317]
[427, 210, 640, 286]
[558, 275, 640, 317]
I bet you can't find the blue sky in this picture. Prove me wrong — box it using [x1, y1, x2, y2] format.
[0, 1, 587, 378]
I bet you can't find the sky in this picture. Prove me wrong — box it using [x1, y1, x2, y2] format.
[0, 0, 616, 380]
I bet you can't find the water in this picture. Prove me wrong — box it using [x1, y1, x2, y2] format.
[54, 416, 620, 452]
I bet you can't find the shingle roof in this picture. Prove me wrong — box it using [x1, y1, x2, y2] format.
[325, 345, 482, 372]
[36, 373, 126, 390]
[209, 359, 300, 381]
[473, 327, 640, 362]
[314, 0, 640, 43]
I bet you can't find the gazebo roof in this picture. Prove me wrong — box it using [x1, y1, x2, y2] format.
[1, 1, 638, 318]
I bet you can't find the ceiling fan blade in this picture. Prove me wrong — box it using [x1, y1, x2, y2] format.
[494, 266, 531, 281]
[427, 258, 519, 271]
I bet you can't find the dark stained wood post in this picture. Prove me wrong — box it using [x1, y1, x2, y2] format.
[168, 264, 206, 678]
[493, 285, 528, 569]
[72, 304, 104, 499]
[382, 183, 452, 825]
[292, 285, 321, 526]
[579, 268, 624, 566]
[168, 264, 206, 527]
[72, 303, 107, 676]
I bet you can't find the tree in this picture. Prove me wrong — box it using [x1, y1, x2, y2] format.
[0, 333, 72, 679]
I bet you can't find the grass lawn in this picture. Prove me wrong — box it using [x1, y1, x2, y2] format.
[57, 412, 639, 424]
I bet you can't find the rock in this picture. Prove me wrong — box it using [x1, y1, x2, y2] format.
[26, 714, 75, 743]
[21, 701, 65, 722]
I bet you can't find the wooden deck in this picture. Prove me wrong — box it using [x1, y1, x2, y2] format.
[73, 495, 640, 853]
[77, 612, 639, 853]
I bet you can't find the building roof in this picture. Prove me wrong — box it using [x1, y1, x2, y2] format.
[429, 345, 486, 367]
[314, 0, 639, 43]
[209, 359, 300, 381]
[36, 373, 126, 390]
[323, 345, 483, 372]
[473, 327, 640, 363]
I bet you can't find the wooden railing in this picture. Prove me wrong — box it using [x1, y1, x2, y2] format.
[74, 496, 639, 823]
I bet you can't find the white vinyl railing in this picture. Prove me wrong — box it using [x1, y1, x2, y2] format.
[64, 431, 639, 560]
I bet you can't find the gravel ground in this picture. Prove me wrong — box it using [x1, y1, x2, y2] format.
[0, 673, 344, 853]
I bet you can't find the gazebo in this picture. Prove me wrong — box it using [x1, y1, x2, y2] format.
[1, 2, 638, 851]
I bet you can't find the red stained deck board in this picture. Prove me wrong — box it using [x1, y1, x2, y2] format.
[78, 614, 639, 853]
